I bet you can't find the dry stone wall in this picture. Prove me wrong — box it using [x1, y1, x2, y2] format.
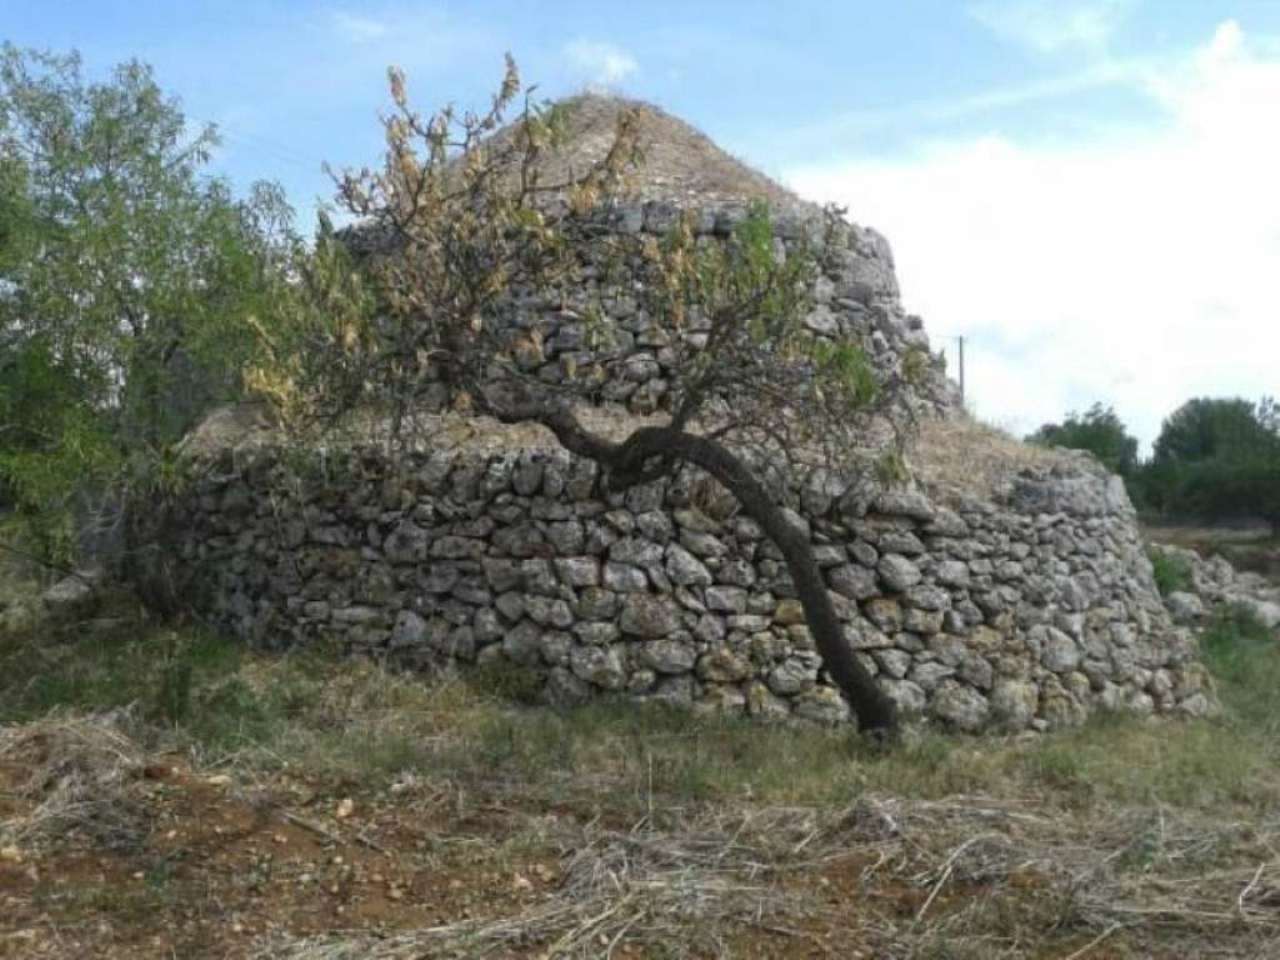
[174, 198, 1212, 731]
[345, 201, 957, 418]
[1151, 542, 1280, 628]
[172, 441, 1215, 732]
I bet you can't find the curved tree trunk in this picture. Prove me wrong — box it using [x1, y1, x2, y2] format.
[514, 402, 899, 735]
[624, 429, 899, 736]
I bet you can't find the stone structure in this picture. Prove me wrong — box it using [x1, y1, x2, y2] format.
[171, 436, 1214, 731]
[345, 197, 957, 421]
[166, 97, 1214, 731]
[1152, 543, 1280, 629]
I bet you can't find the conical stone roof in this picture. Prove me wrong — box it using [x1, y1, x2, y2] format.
[512, 93, 813, 214]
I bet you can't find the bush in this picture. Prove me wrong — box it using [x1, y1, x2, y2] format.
[1200, 603, 1279, 734]
[1177, 458, 1280, 534]
[1026, 402, 1139, 477]
[466, 659, 547, 706]
[1201, 603, 1273, 662]
[1148, 548, 1192, 596]
[1137, 396, 1280, 530]
[0, 46, 306, 568]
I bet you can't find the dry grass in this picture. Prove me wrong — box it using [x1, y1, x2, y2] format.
[244, 786, 1280, 959]
[910, 413, 1079, 501]
[184, 403, 1067, 507]
[0, 709, 150, 852]
[3, 603, 1280, 957]
[6, 537, 1278, 957]
[251, 817, 804, 959]
[178, 402, 670, 460]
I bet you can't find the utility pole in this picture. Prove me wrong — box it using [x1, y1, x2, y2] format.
[937, 333, 968, 405]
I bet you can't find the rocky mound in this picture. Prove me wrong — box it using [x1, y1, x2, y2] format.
[1152, 543, 1280, 628]
[506, 93, 810, 213]
[159, 97, 1214, 732]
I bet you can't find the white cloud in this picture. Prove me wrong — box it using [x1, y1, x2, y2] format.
[786, 21, 1280, 452]
[792, 57, 1145, 140]
[563, 39, 639, 88]
[330, 10, 389, 44]
[969, 0, 1135, 54]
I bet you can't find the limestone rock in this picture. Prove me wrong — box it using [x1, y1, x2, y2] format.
[930, 682, 990, 732]
[773, 599, 806, 626]
[877, 554, 922, 592]
[863, 597, 903, 633]
[828, 564, 878, 600]
[41, 569, 102, 621]
[384, 521, 428, 565]
[1164, 591, 1204, 624]
[990, 679, 1038, 730]
[665, 544, 712, 586]
[697, 648, 752, 683]
[390, 610, 428, 648]
[878, 678, 927, 715]
[570, 646, 626, 690]
[555, 557, 600, 587]
[746, 681, 792, 721]
[766, 658, 815, 695]
[706, 586, 748, 613]
[604, 563, 649, 593]
[793, 687, 849, 725]
[695, 684, 748, 715]
[641, 638, 697, 674]
[620, 595, 681, 637]
[1040, 627, 1082, 673]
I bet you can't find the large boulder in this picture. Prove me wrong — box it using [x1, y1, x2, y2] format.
[41, 568, 104, 622]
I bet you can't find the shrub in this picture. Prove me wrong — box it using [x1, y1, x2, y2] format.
[1148, 548, 1192, 596]
[466, 659, 546, 706]
[1026, 402, 1139, 477]
[1201, 603, 1272, 661]
[0, 46, 307, 568]
[1200, 603, 1279, 734]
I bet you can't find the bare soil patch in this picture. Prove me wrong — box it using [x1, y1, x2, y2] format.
[5, 540, 1278, 958]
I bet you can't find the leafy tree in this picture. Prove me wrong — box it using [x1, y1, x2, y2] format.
[1137, 396, 1280, 530]
[0, 45, 298, 560]
[1174, 457, 1280, 535]
[1027, 402, 1138, 477]
[268, 59, 915, 735]
[1151, 397, 1272, 465]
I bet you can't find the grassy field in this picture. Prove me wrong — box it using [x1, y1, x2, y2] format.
[1144, 521, 1280, 580]
[3, 565, 1280, 958]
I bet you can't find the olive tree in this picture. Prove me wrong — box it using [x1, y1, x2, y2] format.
[286, 59, 915, 734]
[0, 45, 301, 561]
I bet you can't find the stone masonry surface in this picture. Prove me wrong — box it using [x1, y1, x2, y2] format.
[172, 439, 1214, 732]
[170, 200, 1212, 731]
[344, 199, 958, 419]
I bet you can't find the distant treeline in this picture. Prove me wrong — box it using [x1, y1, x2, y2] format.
[1027, 398, 1280, 534]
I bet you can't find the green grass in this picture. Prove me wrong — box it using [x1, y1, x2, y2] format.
[5, 563, 1280, 959]
[2, 562, 1279, 823]
[0, 617, 244, 725]
[1148, 546, 1193, 596]
[1200, 603, 1280, 731]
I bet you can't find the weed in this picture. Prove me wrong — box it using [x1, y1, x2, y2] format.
[153, 631, 194, 725]
[1022, 743, 1088, 793]
[466, 658, 546, 706]
[1148, 547, 1192, 596]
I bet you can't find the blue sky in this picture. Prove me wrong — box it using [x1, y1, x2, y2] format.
[4, 1, 1280, 452]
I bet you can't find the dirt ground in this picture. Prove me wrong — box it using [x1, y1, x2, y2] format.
[1144, 521, 1280, 579]
[0, 752, 1159, 960]
[4, 558, 1280, 959]
[4, 695, 1280, 959]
